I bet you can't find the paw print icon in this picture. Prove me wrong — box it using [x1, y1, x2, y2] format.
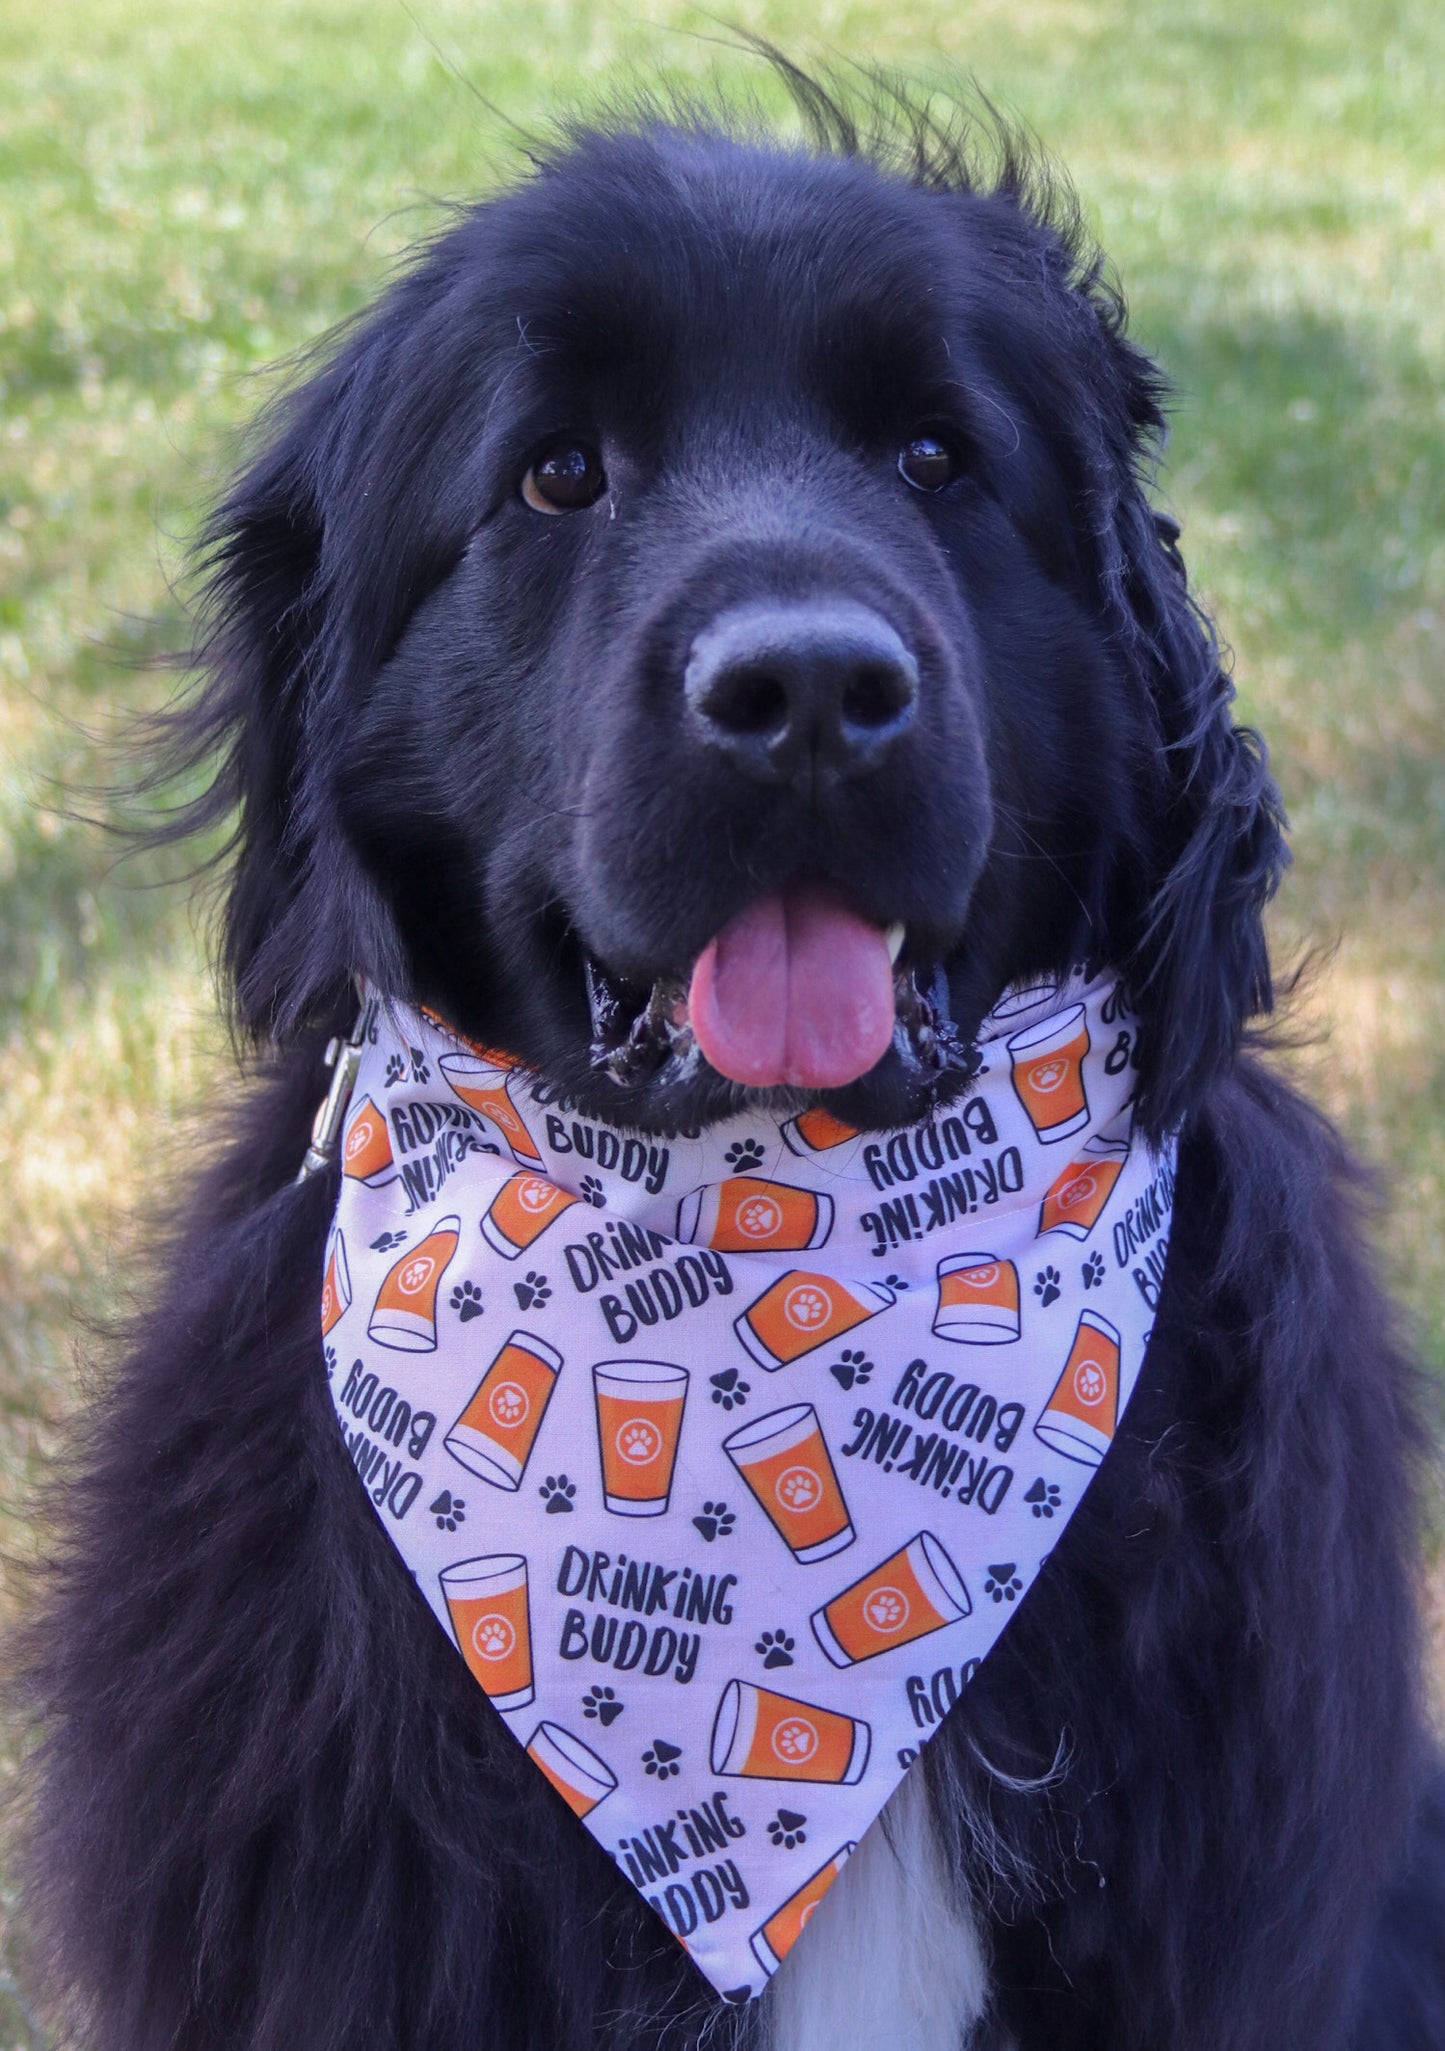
[755, 1630, 796, 1670]
[709, 1367, 751, 1411]
[692, 1500, 736, 1542]
[580, 1174, 606, 1208]
[984, 1563, 1023, 1603]
[450, 1280, 483, 1322]
[407, 1047, 430, 1084]
[767, 1808, 808, 1849]
[1081, 1252, 1107, 1290]
[383, 1052, 406, 1086]
[539, 1474, 576, 1514]
[724, 1138, 766, 1172]
[429, 1489, 466, 1532]
[514, 1270, 552, 1310]
[1033, 1265, 1061, 1307]
[1024, 1477, 1062, 1520]
[582, 1685, 623, 1727]
[642, 1740, 682, 1780]
[829, 1347, 873, 1391]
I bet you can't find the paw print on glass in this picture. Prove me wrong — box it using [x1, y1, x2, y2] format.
[767, 1808, 808, 1850]
[371, 1229, 407, 1252]
[429, 1489, 466, 1532]
[383, 1052, 406, 1086]
[408, 1047, 430, 1084]
[582, 1684, 623, 1727]
[724, 1138, 766, 1172]
[755, 1630, 796, 1671]
[514, 1270, 552, 1310]
[984, 1563, 1024, 1604]
[450, 1280, 484, 1322]
[709, 1367, 751, 1411]
[642, 1740, 682, 1781]
[829, 1347, 873, 1392]
[580, 1174, 606, 1208]
[1033, 1265, 1061, 1308]
[1024, 1477, 1062, 1520]
[692, 1500, 736, 1542]
[539, 1474, 576, 1514]
[1081, 1252, 1106, 1290]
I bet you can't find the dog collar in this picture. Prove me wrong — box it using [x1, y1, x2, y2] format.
[318, 971, 1174, 2001]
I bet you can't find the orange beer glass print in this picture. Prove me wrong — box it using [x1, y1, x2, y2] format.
[710, 1680, 870, 1785]
[1007, 1003, 1090, 1143]
[1033, 1309, 1121, 1465]
[734, 1271, 895, 1371]
[479, 1171, 578, 1260]
[320, 1231, 351, 1337]
[722, 1403, 854, 1562]
[367, 1214, 460, 1351]
[437, 1050, 543, 1166]
[675, 1177, 834, 1253]
[932, 1253, 1021, 1345]
[780, 1106, 859, 1157]
[525, 1721, 617, 1819]
[444, 1330, 563, 1490]
[1038, 1142, 1128, 1240]
[341, 1095, 396, 1185]
[750, 1844, 856, 1975]
[440, 1553, 533, 1711]
[593, 1360, 689, 1515]
[811, 1532, 971, 1668]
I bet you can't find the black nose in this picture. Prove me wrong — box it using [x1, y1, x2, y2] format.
[683, 601, 919, 790]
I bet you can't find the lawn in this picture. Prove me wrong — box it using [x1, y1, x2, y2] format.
[1, 0, 1442, 2038]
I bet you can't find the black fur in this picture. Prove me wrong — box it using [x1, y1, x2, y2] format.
[18, 69, 1445, 2051]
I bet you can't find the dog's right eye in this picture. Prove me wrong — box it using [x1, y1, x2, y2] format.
[520, 443, 607, 514]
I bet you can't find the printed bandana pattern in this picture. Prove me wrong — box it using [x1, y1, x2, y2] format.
[320, 971, 1175, 2001]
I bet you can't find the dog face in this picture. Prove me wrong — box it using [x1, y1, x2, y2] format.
[183, 88, 1286, 1140]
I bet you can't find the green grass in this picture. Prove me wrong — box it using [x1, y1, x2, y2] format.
[2, 0, 1443, 2034]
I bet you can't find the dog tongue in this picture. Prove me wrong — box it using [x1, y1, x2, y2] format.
[688, 891, 895, 1089]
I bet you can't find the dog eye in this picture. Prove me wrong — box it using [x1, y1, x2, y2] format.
[898, 434, 961, 493]
[521, 442, 607, 514]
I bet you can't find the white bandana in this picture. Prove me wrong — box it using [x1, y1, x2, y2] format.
[319, 972, 1174, 2001]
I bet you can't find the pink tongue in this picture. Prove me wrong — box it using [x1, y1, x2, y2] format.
[688, 891, 896, 1090]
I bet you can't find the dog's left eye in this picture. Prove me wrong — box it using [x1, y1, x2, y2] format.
[520, 442, 608, 514]
[898, 434, 961, 493]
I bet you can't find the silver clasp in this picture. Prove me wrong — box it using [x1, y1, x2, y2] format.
[295, 990, 379, 1184]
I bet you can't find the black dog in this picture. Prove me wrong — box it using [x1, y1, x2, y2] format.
[21, 71, 1445, 2051]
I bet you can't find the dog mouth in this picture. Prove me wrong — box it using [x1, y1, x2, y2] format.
[583, 887, 976, 1097]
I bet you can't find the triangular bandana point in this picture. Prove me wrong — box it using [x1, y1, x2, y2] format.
[322, 973, 1175, 1999]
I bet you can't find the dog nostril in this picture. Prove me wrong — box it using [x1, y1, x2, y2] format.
[842, 661, 915, 732]
[707, 667, 791, 738]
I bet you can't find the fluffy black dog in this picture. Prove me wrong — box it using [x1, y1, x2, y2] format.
[21, 71, 1445, 2051]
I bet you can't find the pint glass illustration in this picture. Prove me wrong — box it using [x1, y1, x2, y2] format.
[779, 1106, 859, 1157]
[1007, 1003, 1090, 1143]
[722, 1403, 855, 1562]
[479, 1171, 578, 1260]
[367, 1215, 460, 1352]
[932, 1253, 1021, 1344]
[675, 1177, 834, 1254]
[710, 1680, 870, 1785]
[440, 1553, 534, 1711]
[810, 1532, 971, 1667]
[341, 1095, 396, 1185]
[438, 1049, 543, 1166]
[1038, 1141, 1128, 1240]
[734, 1271, 895, 1371]
[444, 1330, 563, 1490]
[525, 1721, 618, 1818]
[750, 1844, 856, 1975]
[1033, 1309, 1121, 1465]
[592, 1360, 689, 1515]
[320, 1231, 351, 1337]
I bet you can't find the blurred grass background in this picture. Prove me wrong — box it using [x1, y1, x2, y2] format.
[1, 0, 1441, 2038]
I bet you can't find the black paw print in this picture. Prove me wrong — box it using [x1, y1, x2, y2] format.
[514, 1270, 552, 1310]
[430, 1489, 466, 1532]
[450, 1280, 484, 1321]
[408, 1048, 430, 1084]
[582, 1685, 623, 1727]
[724, 1138, 766, 1172]
[693, 1500, 736, 1542]
[580, 1174, 606, 1207]
[1081, 1252, 1106, 1290]
[539, 1474, 576, 1514]
[1025, 1477, 1062, 1520]
[642, 1740, 682, 1780]
[709, 1367, 751, 1411]
[882, 1272, 911, 1291]
[1033, 1265, 1061, 1307]
[755, 1630, 796, 1670]
[383, 1052, 407, 1086]
[767, 1808, 808, 1849]
[371, 1228, 407, 1252]
[829, 1347, 873, 1391]
[984, 1563, 1023, 1603]
[323, 1343, 337, 1379]
[722, 1989, 752, 2007]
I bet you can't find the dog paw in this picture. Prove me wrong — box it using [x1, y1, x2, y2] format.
[829, 1346, 873, 1390]
[642, 1740, 682, 1780]
[539, 1474, 576, 1513]
[724, 1138, 766, 1172]
[1033, 1265, 1061, 1306]
[766, 1807, 808, 1848]
[450, 1280, 484, 1321]
[513, 1270, 551, 1309]
[755, 1629, 796, 1670]
[709, 1367, 751, 1410]
[582, 1685, 623, 1726]
[984, 1563, 1023, 1603]
[430, 1489, 466, 1532]
[1024, 1477, 1062, 1519]
[693, 1500, 735, 1542]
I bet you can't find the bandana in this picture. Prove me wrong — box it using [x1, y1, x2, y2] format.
[319, 971, 1174, 2001]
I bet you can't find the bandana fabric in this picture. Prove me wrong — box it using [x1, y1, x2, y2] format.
[319, 972, 1174, 2001]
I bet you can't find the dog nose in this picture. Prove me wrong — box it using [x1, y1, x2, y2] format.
[684, 601, 919, 789]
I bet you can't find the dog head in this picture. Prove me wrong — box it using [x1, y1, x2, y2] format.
[174, 73, 1286, 1142]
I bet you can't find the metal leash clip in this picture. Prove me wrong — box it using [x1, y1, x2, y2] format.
[295, 987, 380, 1184]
